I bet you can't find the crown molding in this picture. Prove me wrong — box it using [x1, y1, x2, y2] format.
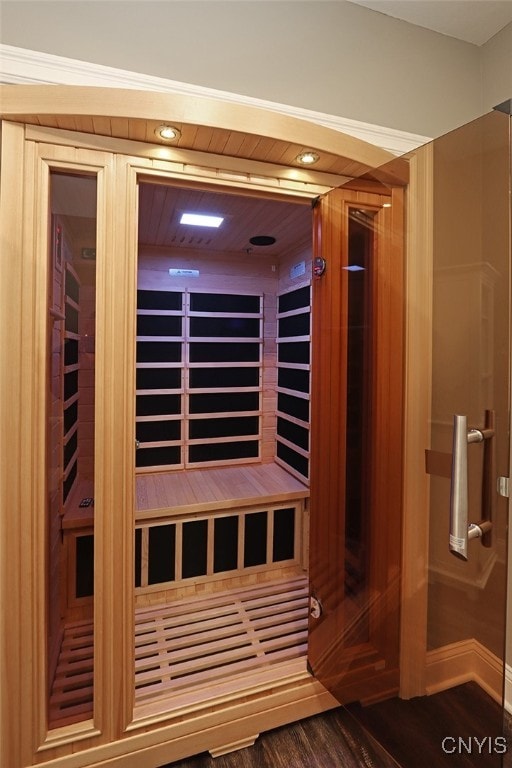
[0, 44, 431, 154]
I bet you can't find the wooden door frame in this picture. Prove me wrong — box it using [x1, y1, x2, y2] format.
[0, 85, 432, 768]
[308, 185, 406, 706]
[399, 144, 434, 698]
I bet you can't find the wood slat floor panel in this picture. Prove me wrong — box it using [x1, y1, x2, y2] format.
[49, 576, 309, 727]
[48, 621, 94, 728]
[134, 575, 309, 704]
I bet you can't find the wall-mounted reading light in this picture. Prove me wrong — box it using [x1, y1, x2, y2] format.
[296, 151, 320, 166]
[155, 124, 181, 141]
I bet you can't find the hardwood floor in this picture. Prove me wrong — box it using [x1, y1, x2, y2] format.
[348, 682, 506, 768]
[161, 706, 400, 768]
[162, 683, 508, 768]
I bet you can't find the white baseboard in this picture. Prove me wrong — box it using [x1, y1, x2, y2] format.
[0, 44, 431, 155]
[427, 638, 504, 706]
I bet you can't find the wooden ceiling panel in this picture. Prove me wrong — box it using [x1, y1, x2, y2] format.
[138, 182, 312, 260]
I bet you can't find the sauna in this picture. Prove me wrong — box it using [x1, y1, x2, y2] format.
[52, 177, 316, 724]
[45, 164, 404, 730]
[0, 85, 413, 768]
[2, 82, 511, 768]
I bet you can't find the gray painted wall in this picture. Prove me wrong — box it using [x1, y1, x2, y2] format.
[1, 1, 510, 137]
[482, 21, 512, 115]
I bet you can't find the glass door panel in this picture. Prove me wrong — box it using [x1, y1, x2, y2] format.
[47, 171, 97, 728]
[309, 108, 510, 766]
[308, 185, 404, 704]
[425, 110, 511, 761]
[427, 110, 510, 654]
[345, 206, 375, 625]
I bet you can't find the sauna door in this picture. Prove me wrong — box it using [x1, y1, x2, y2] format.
[308, 183, 404, 704]
[421, 110, 510, 757]
[308, 109, 511, 750]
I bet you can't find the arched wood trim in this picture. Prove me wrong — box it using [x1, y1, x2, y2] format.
[0, 84, 408, 184]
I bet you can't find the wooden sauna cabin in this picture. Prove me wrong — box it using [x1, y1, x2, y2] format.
[55, 179, 321, 721]
[0, 85, 416, 768]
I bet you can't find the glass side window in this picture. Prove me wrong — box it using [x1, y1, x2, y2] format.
[47, 171, 97, 728]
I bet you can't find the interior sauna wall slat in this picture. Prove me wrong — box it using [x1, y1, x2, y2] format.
[63, 263, 81, 502]
[275, 254, 312, 483]
[49, 216, 67, 691]
[137, 246, 278, 469]
[135, 288, 262, 469]
[77, 281, 95, 481]
[134, 502, 300, 594]
[135, 289, 185, 469]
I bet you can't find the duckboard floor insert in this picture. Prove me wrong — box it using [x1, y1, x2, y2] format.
[49, 575, 309, 727]
[134, 574, 309, 710]
[48, 620, 94, 728]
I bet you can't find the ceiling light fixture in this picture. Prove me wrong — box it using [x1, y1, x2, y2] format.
[296, 151, 320, 166]
[180, 212, 224, 228]
[155, 124, 181, 141]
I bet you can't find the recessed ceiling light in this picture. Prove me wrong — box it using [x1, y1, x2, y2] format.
[155, 124, 181, 141]
[296, 151, 320, 165]
[180, 212, 224, 228]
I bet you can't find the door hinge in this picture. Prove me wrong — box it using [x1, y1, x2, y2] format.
[309, 595, 322, 619]
[497, 476, 509, 498]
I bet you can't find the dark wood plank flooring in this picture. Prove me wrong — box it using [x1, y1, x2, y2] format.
[162, 683, 510, 768]
[348, 682, 506, 768]
[161, 706, 399, 768]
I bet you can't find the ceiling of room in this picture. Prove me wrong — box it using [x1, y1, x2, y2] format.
[138, 183, 312, 261]
[347, 0, 512, 45]
[52, 175, 314, 263]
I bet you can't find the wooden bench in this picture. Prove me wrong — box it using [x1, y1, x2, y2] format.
[135, 462, 310, 603]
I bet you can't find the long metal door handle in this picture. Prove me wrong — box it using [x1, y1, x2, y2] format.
[449, 410, 495, 561]
[450, 415, 470, 559]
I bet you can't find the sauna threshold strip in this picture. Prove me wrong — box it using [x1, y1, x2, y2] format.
[49, 576, 309, 727]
